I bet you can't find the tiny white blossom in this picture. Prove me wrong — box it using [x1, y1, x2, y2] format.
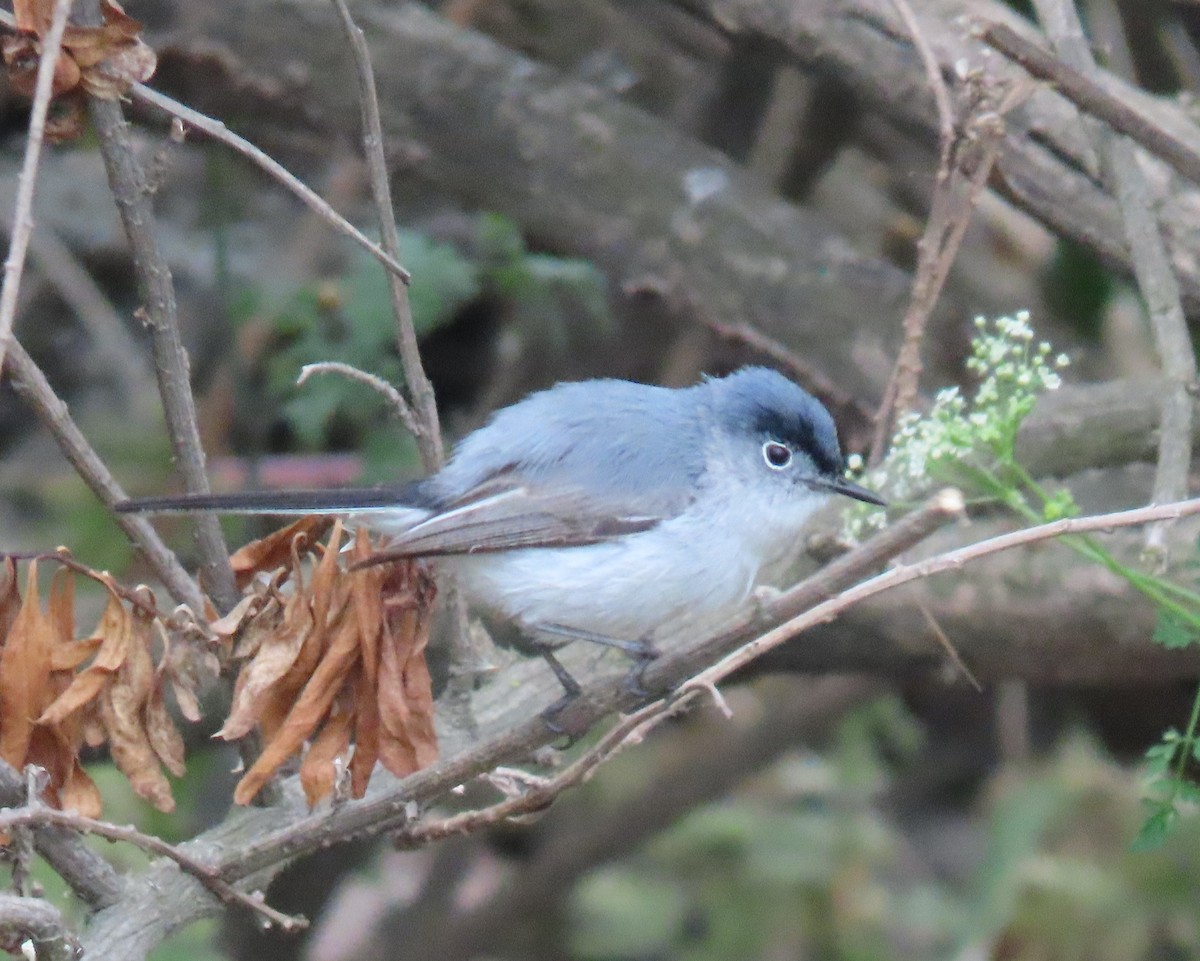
[841, 310, 1069, 542]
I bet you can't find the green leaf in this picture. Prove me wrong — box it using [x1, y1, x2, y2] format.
[396, 230, 480, 335]
[1132, 804, 1177, 852]
[1153, 611, 1200, 649]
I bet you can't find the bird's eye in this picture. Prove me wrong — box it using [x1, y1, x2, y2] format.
[762, 441, 792, 470]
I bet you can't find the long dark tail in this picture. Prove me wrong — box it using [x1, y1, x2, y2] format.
[115, 484, 424, 516]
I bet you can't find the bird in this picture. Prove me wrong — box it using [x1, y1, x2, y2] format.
[117, 367, 883, 705]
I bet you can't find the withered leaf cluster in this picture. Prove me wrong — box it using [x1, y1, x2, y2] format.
[2, 0, 156, 139]
[0, 558, 196, 815]
[216, 520, 439, 806]
[0, 519, 439, 817]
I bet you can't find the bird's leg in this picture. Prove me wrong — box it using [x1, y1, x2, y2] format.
[532, 623, 661, 718]
[525, 640, 584, 736]
[537, 623, 658, 661]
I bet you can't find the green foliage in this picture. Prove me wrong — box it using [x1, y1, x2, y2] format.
[148, 920, 223, 961]
[237, 215, 608, 452]
[476, 212, 611, 351]
[1043, 239, 1115, 342]
[847, 311, 1200, 848]
[249, 229, 480, 449]
[570, 706, 1200, 961]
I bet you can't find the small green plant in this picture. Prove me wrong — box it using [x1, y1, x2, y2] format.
[230, 214, 609, 468]
[847, 311, 1200, 848]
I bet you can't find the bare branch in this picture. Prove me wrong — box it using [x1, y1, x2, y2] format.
[127, 82, 412, 285]
[981, 21, 1200, 187]
[85, 87, 238, 611]
[0, 0, 74, 373]
[297, 361, 421, 437]
[0, 806, 307, 934]
[869, 12, 1017, 462]
[0, 894, 80, 961]
[1028, 0, 1195, 560]
[695, 495, 1200, 686]
[329, 0, 444, 471]
[395, 703, 674, 846]
[0, 761, 123, 911]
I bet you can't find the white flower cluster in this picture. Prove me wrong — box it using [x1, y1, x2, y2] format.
[842, 311, 1068, 540]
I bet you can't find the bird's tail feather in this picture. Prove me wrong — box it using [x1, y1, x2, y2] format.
[115, 486, 421, 516]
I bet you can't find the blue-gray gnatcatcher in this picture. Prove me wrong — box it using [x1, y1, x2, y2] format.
[118, 367, 883, 701]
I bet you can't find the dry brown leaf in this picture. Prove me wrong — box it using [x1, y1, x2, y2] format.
[59, 757, 102, 818]
[348, 662, 380, 799]
[299, 697, 355, 808]
[4, 0, 154, 107]
[1, 557, 22, 642]
[100, 601, 176, 810]
[350, 530, 382, 691]
[219, 594, 311, 741]
[208, 591, 263, 639]
[47, 565, 73, 651]
[1, 32, 81, 97]
[39, 578, 131, 725]
[233, 597, 361, 805]
[309, 522, 346, 632]
[97, 683, 174, 812]
[48, 636, 101, 672]
[14, 0, 54, 33]
[0, 561, 53, 768]
[155, 620, 208, 724]
[376, 563, 438, 777]
[229, 516, 331, 588]
[23, 725, 69, 807]
[144, 685, 185, 778]
[250, 526, 346, 743]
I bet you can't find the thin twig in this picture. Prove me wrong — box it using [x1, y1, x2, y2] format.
[0, 806, 307, 933]
[917, 598, 982, 691]
[0, 761, 123, 910]
[981, 21, 1200, 188]
[701, 316, 875, 426]
[329, 0, 443, 470]
[891, 0, 955, 149]
[128, 82, 411, 285]
[869, 0, 960, 463]
[2, 340, 206, 613]
[386, 494, 1200, 849]
[0, 9, 412, 288]
[1030, 0, 1195, 560]
[297, 361, 421, 437]
[0, 0, 75, 374]
[693, 495, 1200, 686]
[396, 702, 673, 845]
[76, 7, 237, 613]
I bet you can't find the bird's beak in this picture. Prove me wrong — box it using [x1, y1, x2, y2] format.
[817, 475, 887, 507]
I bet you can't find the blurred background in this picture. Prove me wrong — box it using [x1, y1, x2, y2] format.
[5, 0, 1200, 959]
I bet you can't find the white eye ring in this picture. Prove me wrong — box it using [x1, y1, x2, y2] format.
[762, 441, 792, 470]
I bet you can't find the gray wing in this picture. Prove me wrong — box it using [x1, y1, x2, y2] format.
[372, 470, 683, 558]
[377, 378, 711, 558]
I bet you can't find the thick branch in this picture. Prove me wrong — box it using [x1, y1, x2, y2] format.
[150, 0, 924, 399]
[0, 894, 80, 961]
[670, 0, 1200, 311]
[0, 761, 123, 911]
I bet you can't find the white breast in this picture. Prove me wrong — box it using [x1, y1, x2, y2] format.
[445, 480, 828, 643]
